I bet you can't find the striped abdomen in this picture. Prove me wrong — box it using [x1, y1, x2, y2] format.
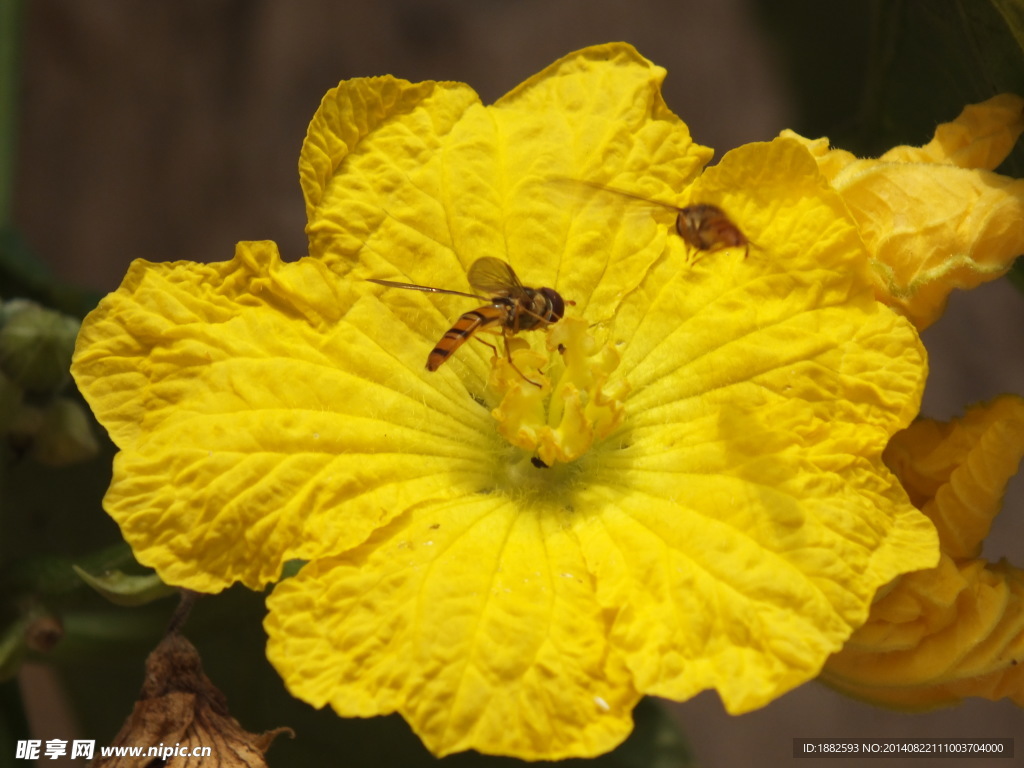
[427, 304, 507, 371]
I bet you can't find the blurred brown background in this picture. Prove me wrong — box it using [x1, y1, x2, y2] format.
[10, 1, 1024, 766]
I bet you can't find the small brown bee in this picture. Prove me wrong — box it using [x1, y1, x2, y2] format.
[675, 203, 750, 257]
[368, 257, 569, 387]
[553, 178, 752, 259]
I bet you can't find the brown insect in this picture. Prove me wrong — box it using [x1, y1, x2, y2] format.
[554, 178, 752, 259]
[368, 257, 570, 387]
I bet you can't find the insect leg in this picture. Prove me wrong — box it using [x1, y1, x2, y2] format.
[472, 336, 500, 358]
[469, 332, 541, 388]
[501, 330, 542, 388]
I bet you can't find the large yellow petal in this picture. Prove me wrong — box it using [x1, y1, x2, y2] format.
[266, 496, 639, 760]
[72, 241, 508, 592]
[883, 395, 1024, 560]
[823, 396, 1024, 708]
[575, 138, 936, 714]
[302, 42, 713, 332]
[265, 113, 936, 754]
[300, 76, 480, 267]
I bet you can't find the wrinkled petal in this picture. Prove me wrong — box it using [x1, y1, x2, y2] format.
[269, 128, 934, 758]
[576, 137, 935, 713]
[883, 394, 1024, 560]
[266, 498, 639, 760]
[301, 43, 713, 332]
[72, 241, 506, 592]
[832, 164, 1024, 330]
[823, 396, 1024, 708]
[784, 94, 1024, 330]
[880, 93, 1024, 169]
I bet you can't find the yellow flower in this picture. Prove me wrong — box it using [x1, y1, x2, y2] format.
[783, 94, 1024, 330]
[786, 96, 1024, 707]
[822, 395, 1024, 707]
[72, 44, 938, 759]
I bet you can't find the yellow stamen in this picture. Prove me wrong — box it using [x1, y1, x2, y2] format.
[489, 318, 628, 466]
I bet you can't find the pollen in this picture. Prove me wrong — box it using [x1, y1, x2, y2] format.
[488, 318, 628, 466]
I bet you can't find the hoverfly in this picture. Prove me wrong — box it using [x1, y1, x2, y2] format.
[552, 178, 752, 259]
[368, 257, 569, 387]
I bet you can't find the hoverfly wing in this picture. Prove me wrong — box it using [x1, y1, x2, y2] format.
[466, 256, 527, 300]
[546, 176, 682, 215]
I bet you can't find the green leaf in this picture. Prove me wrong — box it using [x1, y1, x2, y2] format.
[0, 617, 29, 681]
[1009, 257, 1024, 292]
[0, 228, 102, 318]
[755, 0, 1024, 157]
[0, 0, 25, 231]
[72, 565, 176, 607]
[991, 0, 1024, 53]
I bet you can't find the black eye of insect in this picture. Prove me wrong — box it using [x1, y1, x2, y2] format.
[530, 456, 549, 469]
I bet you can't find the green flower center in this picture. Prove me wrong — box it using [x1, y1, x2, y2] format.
[490, 451, 588, 513]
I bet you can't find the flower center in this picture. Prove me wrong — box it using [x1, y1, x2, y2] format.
[488, 318, 628, 466]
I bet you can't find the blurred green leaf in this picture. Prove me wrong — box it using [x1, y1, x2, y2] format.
[991, 0, 1024, 51]
[71, 565, 175, 608]
[0, 0, 24, 232]
[2, 544, 134, 599]
[0, 421, 119, 567]
[1009, 257, 1024, 291]
[0, 677, 31, 768]
[756, 0, 1024, 152]
[0, 617, 29, 681]
[0, 228, 102, 318]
